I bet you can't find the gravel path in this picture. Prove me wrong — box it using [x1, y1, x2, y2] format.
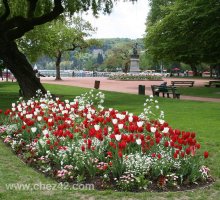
[39, 77, 220, 103]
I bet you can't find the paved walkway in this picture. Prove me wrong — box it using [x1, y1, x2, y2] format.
[40, 77, 220, 102]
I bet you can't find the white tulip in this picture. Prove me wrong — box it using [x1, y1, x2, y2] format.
[150, 127, 157, 133]
[94, 125, 100, 131]
[31, 127, 37, 133]
[162, 127, 169, 133]
[136, 139, 142, 145]
[128, 116, 133, 122]
[137, 121, 144, 128]
[65, 100, 69, 104]
[26, 114, 32, 119]
[42, 129, 49, 136]
[112, 119, 118, 125]
[87, 113, 92, 119]
[159, 119, 165, 124]
[37, 116, 42, 121]
[115, 134, 122, 141]
[118, 124, 124, 129]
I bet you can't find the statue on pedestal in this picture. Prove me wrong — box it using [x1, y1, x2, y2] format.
[131, 43, 139, 58]
[130, 43, 140, 73]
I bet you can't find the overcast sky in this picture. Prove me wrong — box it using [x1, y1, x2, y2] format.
[83, 0, 150, 39]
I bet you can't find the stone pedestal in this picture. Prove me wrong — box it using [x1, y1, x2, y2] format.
[130, 57, 140, 73]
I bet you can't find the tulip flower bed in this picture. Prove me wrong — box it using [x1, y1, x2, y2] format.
[0, 90, 213, 192]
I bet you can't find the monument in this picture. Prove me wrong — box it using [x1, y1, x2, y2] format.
[130, 43, 140, 73]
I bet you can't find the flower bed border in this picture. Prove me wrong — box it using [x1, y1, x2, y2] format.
[0, 90, 213, 192]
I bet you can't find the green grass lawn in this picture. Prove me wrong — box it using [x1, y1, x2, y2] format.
[0, 82, 220, 200]
[178, 87, 220, 98]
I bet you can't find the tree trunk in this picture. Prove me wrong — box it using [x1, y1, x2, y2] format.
[0, 69, 2, 80]
[124, 61, 130, 73]
[55, 50, 62, 80]
[0, 41, 46, 98]
[190, 64, 198, 76]
[210, 65, 213, 78]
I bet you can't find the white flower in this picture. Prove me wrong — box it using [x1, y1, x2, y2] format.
[149, 95, 153, 98]
[12, 103, 16, 107]
[48, 118, 53, 123]
[42, 129, 49, 136]
[118, 114, 125, 120]
[37, 116, 42, 121]
[128, 116, 133, 122]
[12, 108, 16, 111]
[94, 124, 100, 131]
[112, 119, 118, 125]
[136, 139, 142, 145]
[87, 113, 92, 119]
[108, 127, 112, 132]
[40, 104, 47, 109]
[159, 119, 165, 124]
[115, 134, 122, 141]
[62, 110, 68, 114]
[118, 124, 124, 129]
[137, 121, 144, 127]
[26, 114, 33, 119]
[150, 127, 156, 133]
[31, 127, 37, 133]
[162, 127, 169, 133]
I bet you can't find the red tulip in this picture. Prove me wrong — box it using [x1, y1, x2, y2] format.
[204, 151, 209, 158]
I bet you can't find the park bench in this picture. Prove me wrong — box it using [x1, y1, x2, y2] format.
[204, 81, 220, 88]
[171, 81, 194, 87]
[151, 85, 180, 99]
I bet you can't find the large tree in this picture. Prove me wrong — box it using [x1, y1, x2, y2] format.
[145, 0, 220, 75]
[106, 44, 133, 73]
[18, 16, 97, 80]
[0, 0, 136, 97]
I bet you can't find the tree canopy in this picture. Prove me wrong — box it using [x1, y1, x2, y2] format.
[145, 0, 220, 74]
[0, 0, 137, 97]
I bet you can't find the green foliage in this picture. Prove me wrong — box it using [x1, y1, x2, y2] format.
[17, 16, 96, 62]
[145, 0, 220, 69]
[0, 0, 116, 19]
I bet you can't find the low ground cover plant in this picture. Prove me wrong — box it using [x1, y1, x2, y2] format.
[0, 90, 212, 191]
[108, 73, 162, 81]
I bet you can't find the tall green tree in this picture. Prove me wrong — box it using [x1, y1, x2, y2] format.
[0, 0, 137, 97]
[108, 43, 133, 72]
[97, 52, 104, 65]
[18, 16, 97, 80]
[145, 0, 220, 75]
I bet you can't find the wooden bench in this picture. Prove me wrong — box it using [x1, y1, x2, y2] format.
[171, 81, 194, 87]
[204, 81, 220, 87]
[151, 85, 180, 99]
